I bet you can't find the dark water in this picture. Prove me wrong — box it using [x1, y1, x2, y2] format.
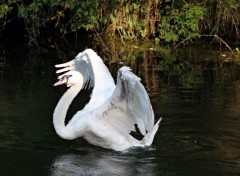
[0, 42, 240, 176]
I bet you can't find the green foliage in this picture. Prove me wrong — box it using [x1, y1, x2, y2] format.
[0, 0, 239, 46]
[65, 0, 99, 31]
[105, 1, 148, 40]
[0, 4, 12, 19]
[0, 3, 12, 31]
[5, 0, 99, 45]
[17, 0, 48, 44]
[236, 48, 240, 55]
[203, 0, 240, 39]
[104, 0, 160, 41]
[158, 3, 205, 43]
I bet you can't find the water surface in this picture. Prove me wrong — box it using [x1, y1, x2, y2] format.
[0, 43, 240, 176]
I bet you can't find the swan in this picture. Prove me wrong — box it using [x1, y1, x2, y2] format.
[53, 49, 162, 151]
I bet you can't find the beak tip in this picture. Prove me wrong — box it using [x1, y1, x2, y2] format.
[53, 80, 61, 86]
[54, 75, 69, 87]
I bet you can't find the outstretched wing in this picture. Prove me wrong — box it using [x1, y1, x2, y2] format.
[55, 49, 116, 108]
[99, 66, 154, 136]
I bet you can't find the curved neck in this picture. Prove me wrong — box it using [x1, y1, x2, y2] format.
[53, 85, 82, 140]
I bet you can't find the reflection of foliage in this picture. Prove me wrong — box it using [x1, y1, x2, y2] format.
[158, 52, 202, 88]
[0, 119, 21, 150]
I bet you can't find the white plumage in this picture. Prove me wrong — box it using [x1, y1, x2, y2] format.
[53, 49, 161, 151]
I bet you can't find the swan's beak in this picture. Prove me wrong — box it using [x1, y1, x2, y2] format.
[54, 75, 69, 86]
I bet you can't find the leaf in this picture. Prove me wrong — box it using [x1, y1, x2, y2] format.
[110, 14, 117, 23]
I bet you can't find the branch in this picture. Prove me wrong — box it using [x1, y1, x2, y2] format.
[174, 36, 191, 49]
[174, 34, 233, 51]
[201, 34, 233, 51]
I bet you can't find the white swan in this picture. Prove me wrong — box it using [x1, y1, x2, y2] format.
[53, 49, 162, 151]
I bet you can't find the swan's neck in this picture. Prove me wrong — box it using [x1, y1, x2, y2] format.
[53, 85, 81, 140]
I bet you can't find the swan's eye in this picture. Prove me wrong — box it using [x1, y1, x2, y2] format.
[60, 75, 71, 82]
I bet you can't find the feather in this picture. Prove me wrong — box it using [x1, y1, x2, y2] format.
[99, 66, 155, 136]
[53, 49, 160, 151]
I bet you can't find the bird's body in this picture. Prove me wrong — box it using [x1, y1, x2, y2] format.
[53, 49, 161, 151]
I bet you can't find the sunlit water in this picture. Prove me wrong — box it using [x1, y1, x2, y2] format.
[0, 43, 240, 176]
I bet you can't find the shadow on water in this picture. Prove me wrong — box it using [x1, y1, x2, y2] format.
[0, 39, 240, 176]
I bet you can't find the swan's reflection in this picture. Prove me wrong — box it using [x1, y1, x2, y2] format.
[50, 148, 156, 176]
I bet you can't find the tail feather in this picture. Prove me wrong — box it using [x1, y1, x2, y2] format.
[142, 117, 162, 146]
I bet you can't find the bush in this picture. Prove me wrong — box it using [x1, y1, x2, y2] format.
[158, 3, 205, 43]
[0, 0, 239, 46]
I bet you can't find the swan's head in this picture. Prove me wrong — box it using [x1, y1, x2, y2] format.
[54, 71, 84, 88]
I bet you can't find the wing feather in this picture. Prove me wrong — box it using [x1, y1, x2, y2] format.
[55, 49, 116, 108]
[99, 66, 154, 136]
[55, 50, 154, 135]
